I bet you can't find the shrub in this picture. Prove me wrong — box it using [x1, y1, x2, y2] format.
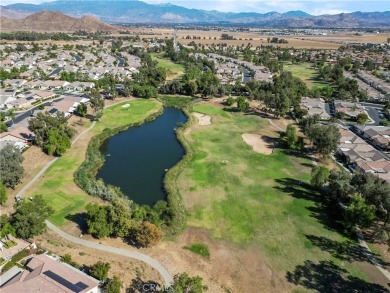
[183, 243, 210, 258]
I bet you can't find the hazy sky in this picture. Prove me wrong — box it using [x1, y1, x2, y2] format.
[3, 0, 390, 15]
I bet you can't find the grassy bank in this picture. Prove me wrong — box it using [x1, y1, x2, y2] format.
[23, 99, 162, 226]
[178, 103, 367, 281]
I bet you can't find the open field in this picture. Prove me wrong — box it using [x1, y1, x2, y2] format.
[21, 99, 162, 227]
[167, 101, 389, 292]
[151, 53, 185, 80]
[283, 62, 329, 89]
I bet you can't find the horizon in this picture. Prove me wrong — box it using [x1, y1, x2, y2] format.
[2, 0, 390, 15]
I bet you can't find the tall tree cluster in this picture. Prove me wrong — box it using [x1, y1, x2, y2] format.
[28, 111, 75, 156]
[0, 144, 24, 189]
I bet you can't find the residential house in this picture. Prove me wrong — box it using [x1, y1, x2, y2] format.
[0, 89, 17, 109]
[334, 100, 366, 119]
[0, 254, 99, 293]
[299, 97, 331, 120]
[3, 79, 27, 89]
[354, 125, 390, 150]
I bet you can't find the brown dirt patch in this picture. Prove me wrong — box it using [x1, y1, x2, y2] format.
[149, 227, 292, 293]
[242, 133, 275, 155]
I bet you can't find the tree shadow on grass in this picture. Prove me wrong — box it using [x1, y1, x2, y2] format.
[286, 260, 389, 293]
[274, 177, 316, 201]
[305, 235, 390, 267]
[274, 178, 343, 234]
[65, 212, 88, 234]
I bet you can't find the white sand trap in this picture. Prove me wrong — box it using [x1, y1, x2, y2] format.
[193, 112, 212, 126]
[122, 104, 130, 108]
[242, 133, 274, 155]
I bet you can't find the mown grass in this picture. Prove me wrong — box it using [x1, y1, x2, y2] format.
[24, 99, 162, 227]
[192, 104, 229, 117]
[179, 103, 366, 279]
[183, 243, 210, 258]
[283, 62, 329, 89]
[151, 53, 185, 79]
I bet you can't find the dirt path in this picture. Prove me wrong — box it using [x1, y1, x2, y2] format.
[45, 221, 173, 286]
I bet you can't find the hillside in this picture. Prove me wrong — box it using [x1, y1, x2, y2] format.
[0, 10, 118, 32]
[0, 6, 31, 19]
[4, 0, 390, 27]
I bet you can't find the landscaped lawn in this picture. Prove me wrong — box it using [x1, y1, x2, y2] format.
[151, 53, 185, 80]
[283, 62, 329, 89]
[24, 99, 162, 227]
[178, 103, 367, 281]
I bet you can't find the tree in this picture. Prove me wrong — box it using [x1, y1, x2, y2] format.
[285, 124, 298, 149]
[237, 96, 249, 112]
[0, 180, 6, 205]
[344, 195, 375, 230]
[108, 200, 133, 237]
[172, 273, 208, 293]
[356, 113, 368, 125]
[0, 122, 7, 133]
[307, 124, 341, 158]
[0, 215, 16, 237]
[0, 144, 24, 188]
[76, 103, 87, 117]
[85, 204, 112, 239]
[310, 166, 330, 190]
[106, 276, 123, 293]
[28, 111, 75, 156]
[90, 261, 111, 281]
[89, 89, 105, 118]
[12, 195, 54, 239]
[134, 221, 162, 247]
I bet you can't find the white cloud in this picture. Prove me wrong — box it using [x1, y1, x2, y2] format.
[311, 8, 350, 15]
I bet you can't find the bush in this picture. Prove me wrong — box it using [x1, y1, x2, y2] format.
[90, 261, 111, 281]
[183, 243, 210, 258]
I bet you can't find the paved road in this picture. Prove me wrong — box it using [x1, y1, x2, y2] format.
[45, 220, 173, 286]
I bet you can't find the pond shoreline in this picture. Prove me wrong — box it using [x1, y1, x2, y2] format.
[74, 98, 195, 235]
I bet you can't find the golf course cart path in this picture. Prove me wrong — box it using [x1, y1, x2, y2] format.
[45, 220, 173, 285]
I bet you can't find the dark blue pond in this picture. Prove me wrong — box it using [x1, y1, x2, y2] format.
[96, 107, 187, 206]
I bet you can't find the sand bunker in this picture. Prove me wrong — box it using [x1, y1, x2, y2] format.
[193, 112, 212, 125]
[122, 104, 130, 108]
[242, 133, 274, 155]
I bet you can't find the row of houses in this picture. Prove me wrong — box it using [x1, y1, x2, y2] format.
[207, 53, 273, 83]
[336, 126, 390, 183]
[1, 43, 142, 82]
[343, 71, 385, 101]
[0, 95, 89, 150]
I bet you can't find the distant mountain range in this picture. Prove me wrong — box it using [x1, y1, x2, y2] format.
[2, 0, 390, 27]
[1, 10, 117, 32]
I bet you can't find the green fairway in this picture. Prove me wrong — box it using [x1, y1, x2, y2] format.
[151, 53, 185, 79]
[179, 103, 366, 279]
[283, 62, 329, 89]
[24, 99, 162, 226]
